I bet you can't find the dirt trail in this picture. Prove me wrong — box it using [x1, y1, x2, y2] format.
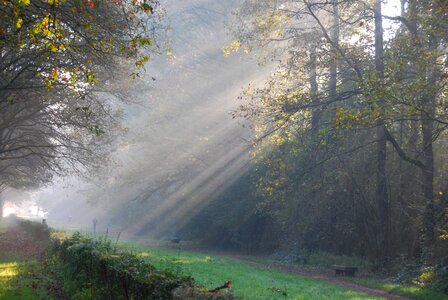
[224, 253, 413, 300]
[0, 228, 47, 259]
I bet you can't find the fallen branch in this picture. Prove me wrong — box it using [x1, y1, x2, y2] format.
[208, 281, 232, 293]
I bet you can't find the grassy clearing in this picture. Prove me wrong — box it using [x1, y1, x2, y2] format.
[1, 219, 445, 300]
[121, 244, 384, 300]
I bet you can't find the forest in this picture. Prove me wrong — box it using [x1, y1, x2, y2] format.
[195, 0, 448, 263]
[1, 0, 448, 299]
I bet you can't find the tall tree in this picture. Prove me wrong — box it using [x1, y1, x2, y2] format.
[373, 0, 389, 263]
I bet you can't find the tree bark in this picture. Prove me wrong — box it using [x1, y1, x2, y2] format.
[422, 116, 435, 247]
[421, 34, 438, 257]
[328, 0, 339, 103]
[374, 0, 389, 264]
[309, 44, 319, 139]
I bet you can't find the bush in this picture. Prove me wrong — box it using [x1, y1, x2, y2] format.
[412, 265, 448, 294]
[17, 219, 50, 243]
[51, 232, 195, 299]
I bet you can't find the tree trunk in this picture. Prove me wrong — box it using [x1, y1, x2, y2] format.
[421, 34, 438, 259]
[374, 0, 389, 264]
[402, 0, 419, 259]
[328, 0, 339, 103]
[422, 117, 435, 247]
[309, 44, 319, 139]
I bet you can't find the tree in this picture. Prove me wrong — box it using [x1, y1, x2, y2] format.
[0, 0, 166, 215]
[379, 0, 448, 261]
[373, 0, 389, 264]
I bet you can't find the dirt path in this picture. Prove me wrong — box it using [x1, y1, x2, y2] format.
[222, 253, 413, 300]
[0, 228, 47, 260]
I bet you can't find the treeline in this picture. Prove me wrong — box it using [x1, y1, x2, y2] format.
[184, 0, 448, 291]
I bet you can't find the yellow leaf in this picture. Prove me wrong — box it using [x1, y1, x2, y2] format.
[47, 0, 60, 6]
[42, 16, 49, 27]
[16, 18, 23, 29]
[52, 68, 58, 80]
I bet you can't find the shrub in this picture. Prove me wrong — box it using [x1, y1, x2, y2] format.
[17, 219, 50, 243]
[413, 265, 448, 293]
[51, 232, 195, 299]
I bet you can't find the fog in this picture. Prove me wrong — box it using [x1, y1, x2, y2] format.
[32, 0, 269, 239]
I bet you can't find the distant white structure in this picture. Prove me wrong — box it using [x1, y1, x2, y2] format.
[1, 188, 47, 219]
[2, 203, 16, 217]
[2, 201, 47, 218]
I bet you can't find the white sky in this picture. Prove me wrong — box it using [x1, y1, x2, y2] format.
[383, 0, 402, 37]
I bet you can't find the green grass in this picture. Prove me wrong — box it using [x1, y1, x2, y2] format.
[246, 253, 448, 300]
[120, 244, 384, 300]
[347, 277, 448, 300]
[0, 260, 54, 300]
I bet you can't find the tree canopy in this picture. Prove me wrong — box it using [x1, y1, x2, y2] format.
[0, 0, 165, 191]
